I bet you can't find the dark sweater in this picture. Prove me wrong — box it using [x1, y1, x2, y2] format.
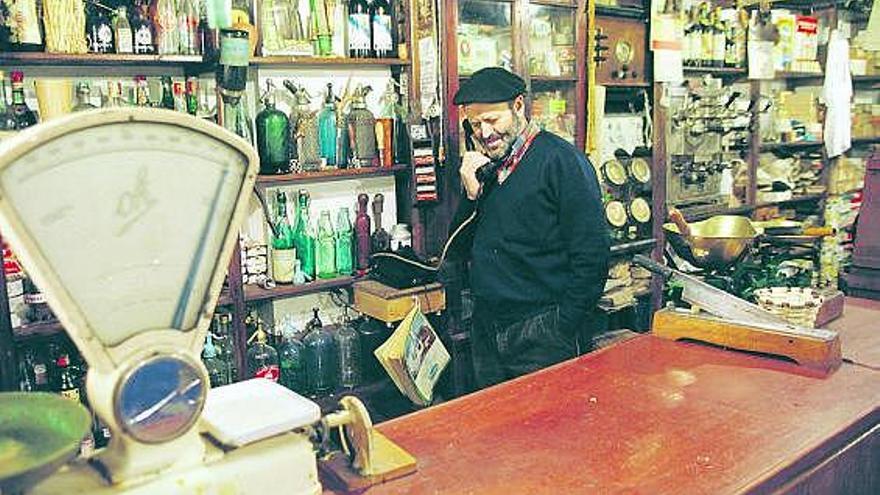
[450, 131, 610, 334]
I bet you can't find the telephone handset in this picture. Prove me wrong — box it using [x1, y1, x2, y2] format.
[461, 119, 502, 184]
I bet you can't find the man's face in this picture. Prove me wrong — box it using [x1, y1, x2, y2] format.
[464, 95, 526, 160]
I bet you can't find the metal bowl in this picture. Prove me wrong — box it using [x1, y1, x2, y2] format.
[663, 215, 760, 271]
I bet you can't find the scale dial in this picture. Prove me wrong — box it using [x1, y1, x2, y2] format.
[614, 40, 634, 66]
[629, 197, 652, 224]
[602, 159, 628, 187]
[629, 157, 651, 184]
[605, 201, 628, 228]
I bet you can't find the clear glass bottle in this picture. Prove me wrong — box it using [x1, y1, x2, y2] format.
[288, 82, 321, 171]
[255, 81, 291, 174]
[317, 83, 338, 167]
[277, 318, 307, 393]
[0, 71, 14, 130]
[216, 314, 239, 382]
[347, 85, 377, 167]
[203, 333, 230, 387]
[247, 320, 281, 381]
[335, 207, 354, 275]
[178, 0, 199, 55]
[72, 82, 97, 112]
[335, 312, 361, 389]
[293, 190, 316, 281]
[354, 192, 371, 270]
[316, 209, 337, 279]
[155, 0, 180, 55]
[9, 71, 37, 129]
[370, 0, 394, 58]
[348, 0, 371, 58]
[114, 6, 134, 54]
[302, 307, 337, 395]
[6, 0, 44, 51]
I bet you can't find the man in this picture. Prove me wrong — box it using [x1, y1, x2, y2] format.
[448, 67, 609, 389]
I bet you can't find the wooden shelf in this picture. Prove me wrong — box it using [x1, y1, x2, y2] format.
[530, 75, 579, 83]
[243, 276, 356, 303]
[595, 5, 648, 19]
[13, 320, 64, 341]
[610, 238, 657, 257]
[0, 52, 206, 67]
[853, 75, 880, 84]
[754, 193, 826, 209]
[760, 141, 824, 152]
[683, 193, 826, 221]
[683, 66, 747, 78]
[852, 137, 880, 146]
[776, 71, 823, 81]
[601, 81, 651, 88]
[250, 56, 410, 67]
[255, 164, 407, 188]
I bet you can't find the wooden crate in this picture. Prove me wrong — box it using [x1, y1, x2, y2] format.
[353, 280, 445, 323]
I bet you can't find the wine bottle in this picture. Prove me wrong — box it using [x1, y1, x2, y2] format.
[371, 193, 391, 253]
[348, 0, 371, 58]
[354, 193, 371, 270]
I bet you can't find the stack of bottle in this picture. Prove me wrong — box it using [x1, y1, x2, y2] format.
[266, 189, 402, 286]
[682, 1, 747, 70]
[255, 79, 410, 174]
[0, 70, 217, 132]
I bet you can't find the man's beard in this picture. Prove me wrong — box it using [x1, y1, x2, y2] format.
[481, 114, 527, 161]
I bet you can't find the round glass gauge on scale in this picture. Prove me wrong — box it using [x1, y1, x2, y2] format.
[628, 157, 652, 185]
[601, 159, 628, 188]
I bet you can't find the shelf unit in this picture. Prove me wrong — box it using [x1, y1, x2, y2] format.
[760, 141, 825, 152]
[249, 57, 411, 67]
[0, 52, 206, 66]
[254, 164, 408, 188]
[242, 276, 356, 303]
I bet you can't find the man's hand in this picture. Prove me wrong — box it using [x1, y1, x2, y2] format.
[460, 151, 491, 200]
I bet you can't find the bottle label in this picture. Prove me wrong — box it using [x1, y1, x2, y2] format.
[220, 36, 250, 67]
[61, 388, 81, 402]
[24, 292, 46, 304]
[117, 28, 134, 53]
[348, 14, 371, 50]
[272, 248, 295, 283]
[92, 24, 114, 53]
[372, 14, 393, 52]
[254, 364, 280, 381]
[134, 25, 153, 54]
[33, 364, 48, 385]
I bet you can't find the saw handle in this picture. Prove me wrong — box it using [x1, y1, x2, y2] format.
[632, 254, 675, 279]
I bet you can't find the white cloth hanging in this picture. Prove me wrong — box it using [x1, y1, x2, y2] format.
[823, 29, 852, 159]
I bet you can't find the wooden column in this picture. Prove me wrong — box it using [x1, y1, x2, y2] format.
[0, 234, 16, 391]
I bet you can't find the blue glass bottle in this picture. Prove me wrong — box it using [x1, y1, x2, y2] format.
[317, 83, 338, 167]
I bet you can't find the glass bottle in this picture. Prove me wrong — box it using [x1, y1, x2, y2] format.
[335, 312, 361, 388]
[271, 190, 296, 283]
[354, 192, 371, 270]
[55, 354, 82, 402]
[277, 318, 307, 393]
[335, 207, 354, 275]
[114, 6, 134, 54]
[9, 71, 37, 130]
[699, 2, 712, 69]
[712, 7, 726, 69]
[283, 80, 302, 165]
[132, 3, 156, 54]
[293, 190, 316, 281]
[393, 85, 411, 165]
[370, 193, 390, 253]
[155, 0, 179, 54]
[255, 81, 292, 175]
[104, 80, 126, 107]
[161, 76, 175, 109]
[370, 0, 394, 58]
[317, 83, 338, 167]
[185, 77, 199, 115]
[310, 0, 333, 56]
[348, 0, 371, 58]
[316, 210, 337, 279]
[87, 6, 115, 54]
[302, 307, 336, 395]
[247, 320, 281, 381]
[72, 82, 97, 112]
[178, 0, 200, 55]
[5, 0, 44, 51]
[203, 333, 230, 387]
[216, 314, 239, 381]
[347, 86, 378, 167]
[287, 82, 321, 171]
[134, 75, 151, 106]
[375, 83, 395, 167]
[18, 358, 34, 391]
[223, 97, 254, 142]
[0, 72, 14, 130]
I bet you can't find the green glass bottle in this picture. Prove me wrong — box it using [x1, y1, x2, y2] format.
[335, 207, 354, 275]
[316, 210, 337, 279]
[293, 190, 316, 281]
[255, 81, 291, 175]
[271, 190, 296, 284]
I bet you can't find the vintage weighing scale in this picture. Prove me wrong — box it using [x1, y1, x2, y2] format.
[0, 109, 414, 494]
[635, 215, 841, 375]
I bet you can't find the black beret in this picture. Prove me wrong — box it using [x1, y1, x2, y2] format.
[453, 67, 525, 105]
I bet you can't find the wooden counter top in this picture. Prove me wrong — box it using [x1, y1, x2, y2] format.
[325, 302, 880, 494]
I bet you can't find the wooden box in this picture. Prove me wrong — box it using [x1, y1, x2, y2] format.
[594, 16, 648, 87]
[353, 280, 445, 323]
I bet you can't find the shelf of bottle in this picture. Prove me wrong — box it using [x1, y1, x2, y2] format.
[243, 276, 356, 303]
[595, 5, 648, 19]
[13, 320, 65, 342]
[760, 140, 824, 152]
[0, 52, 206, 67]
[249, 56, 410, 67]
[852, 137, 880, 146]
[682, 66, 747, 78]
[609, 238, 656, 257]
[254, 164, 408, 188]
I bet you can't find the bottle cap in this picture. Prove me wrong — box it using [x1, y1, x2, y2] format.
[11, 71, 24, 84]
